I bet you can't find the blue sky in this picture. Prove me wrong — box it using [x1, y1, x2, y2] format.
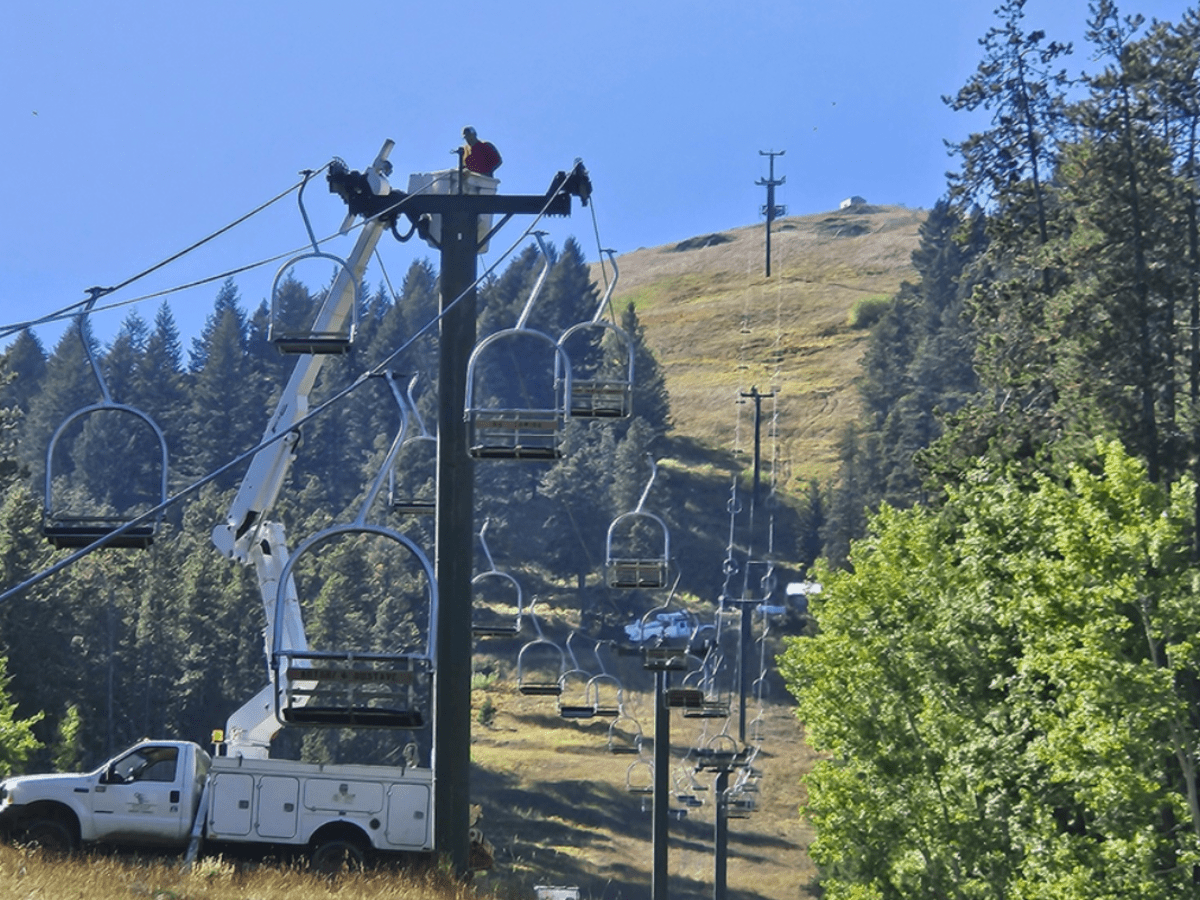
[2, 0, 1195, 349]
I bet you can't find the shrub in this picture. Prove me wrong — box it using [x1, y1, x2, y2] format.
[847, 295, 891, 329]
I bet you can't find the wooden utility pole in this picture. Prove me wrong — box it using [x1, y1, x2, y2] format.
[351, 165, 591, 875]
[737, 386, 774, 743]
[756, 151, 786, 277]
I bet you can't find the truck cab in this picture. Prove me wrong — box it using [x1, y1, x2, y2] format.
[0, 740, 210, 851]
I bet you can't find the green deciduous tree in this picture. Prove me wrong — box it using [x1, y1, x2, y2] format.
[783, 441, 1200, 899]
[0, 657, 42, 776]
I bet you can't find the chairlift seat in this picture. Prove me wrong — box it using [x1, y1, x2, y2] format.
[471, 621, 523, 638]
[558, 704, 597, 719]
[518, 681, 563, 697]
[468, 409, 564, 460]
[43, 521, 156, 550]
[683, 701, 732, 719]
[570, 380, 632, 419]
[277, 651, 429, 730]
[281, 706, 424, 728]
[391, 498, 436, 516]
[607, 558, 669, 590]
[665, 687, 705, 709]
[608, 742, 642, 755]
[642, 646, 689, 671]
[272, 333, 353, 355]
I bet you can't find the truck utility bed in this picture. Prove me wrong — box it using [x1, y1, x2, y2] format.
[206, 755, 433, 852]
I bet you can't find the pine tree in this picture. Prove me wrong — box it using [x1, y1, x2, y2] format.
[180, 281, 256, 487]
[619, 302, 670, 438]
[0, 329, 47, 417]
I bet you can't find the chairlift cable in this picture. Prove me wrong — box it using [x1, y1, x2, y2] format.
[0, 172, 314, 340]
[3, 156, 592, 604]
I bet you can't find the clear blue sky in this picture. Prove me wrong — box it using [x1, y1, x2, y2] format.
[2, 0, 1195, 350]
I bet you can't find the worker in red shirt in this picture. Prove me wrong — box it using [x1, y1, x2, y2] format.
[461, 126, 502, 177]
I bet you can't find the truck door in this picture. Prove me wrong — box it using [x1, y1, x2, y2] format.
[255, 776, 299, 840]
[386, 783, 431, 847]
[90, 745, 190, 844]
[208, 772, 254, 837]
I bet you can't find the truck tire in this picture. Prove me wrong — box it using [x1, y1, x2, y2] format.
[310, 836, 366, 874]
[24, 817, 77, 854]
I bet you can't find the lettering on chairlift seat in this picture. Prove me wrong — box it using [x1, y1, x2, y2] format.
[286, 667, 416, 684]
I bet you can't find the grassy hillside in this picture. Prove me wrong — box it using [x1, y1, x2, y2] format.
[464, 207, 925, 900]
[4, 207, 923, 900]
[598, 205, 925, 489]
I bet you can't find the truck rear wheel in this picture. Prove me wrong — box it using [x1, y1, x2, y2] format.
[24, 817, 77, 854]
[310, 836, 366, 874]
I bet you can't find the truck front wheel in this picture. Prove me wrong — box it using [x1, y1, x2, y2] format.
[24, 817, 77, 854]
[310, 836, 366, 874]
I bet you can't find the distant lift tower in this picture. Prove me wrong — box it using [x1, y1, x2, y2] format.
[757, 150, 786, 277]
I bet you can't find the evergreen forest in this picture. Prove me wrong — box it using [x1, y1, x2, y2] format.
[0, 235, 680, 771]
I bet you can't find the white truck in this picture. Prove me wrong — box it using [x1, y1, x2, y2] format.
[0, 739, 432, 869]
[0, 141, 486, 871]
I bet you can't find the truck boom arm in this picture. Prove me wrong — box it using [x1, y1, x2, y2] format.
[211, 140, 396, 755]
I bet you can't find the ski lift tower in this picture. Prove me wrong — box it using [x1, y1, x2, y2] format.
[756, 150, 786, 277]
[331, 158, 593, 876]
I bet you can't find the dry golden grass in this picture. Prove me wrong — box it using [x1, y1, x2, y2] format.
[595, 205, 925, 487]
[468, 649, 820, 900]
[0, 841, 479, 900]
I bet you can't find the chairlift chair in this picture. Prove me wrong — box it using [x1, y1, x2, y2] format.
[673, 767, 706, 809]
[42, 296, 169, 549]
[605, 455, 670, 590]
[679, 607, 739, 719]
[724, 785, 758, 819]
[585, 640, 625, 718]
[663, 626, 714, 710]
[269, 170, 359, 354]
[271, 373, 437, 728]
[271, 522, 437, 728]
[606, 711, 645, 755]
[677, 643, 733, 721]
[556, 249, 635, 419]
[388, 374, 438, 515]
[516, 604, 566, 696]
[557, 633, 597, 719]
[464, 234, 572, 460]
[471, 519, 526, 637]
[625, 759, 654, 795]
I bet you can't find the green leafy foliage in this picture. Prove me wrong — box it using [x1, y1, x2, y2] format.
[783, 441, 1200, 899]
[0, 656, 42, 776]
